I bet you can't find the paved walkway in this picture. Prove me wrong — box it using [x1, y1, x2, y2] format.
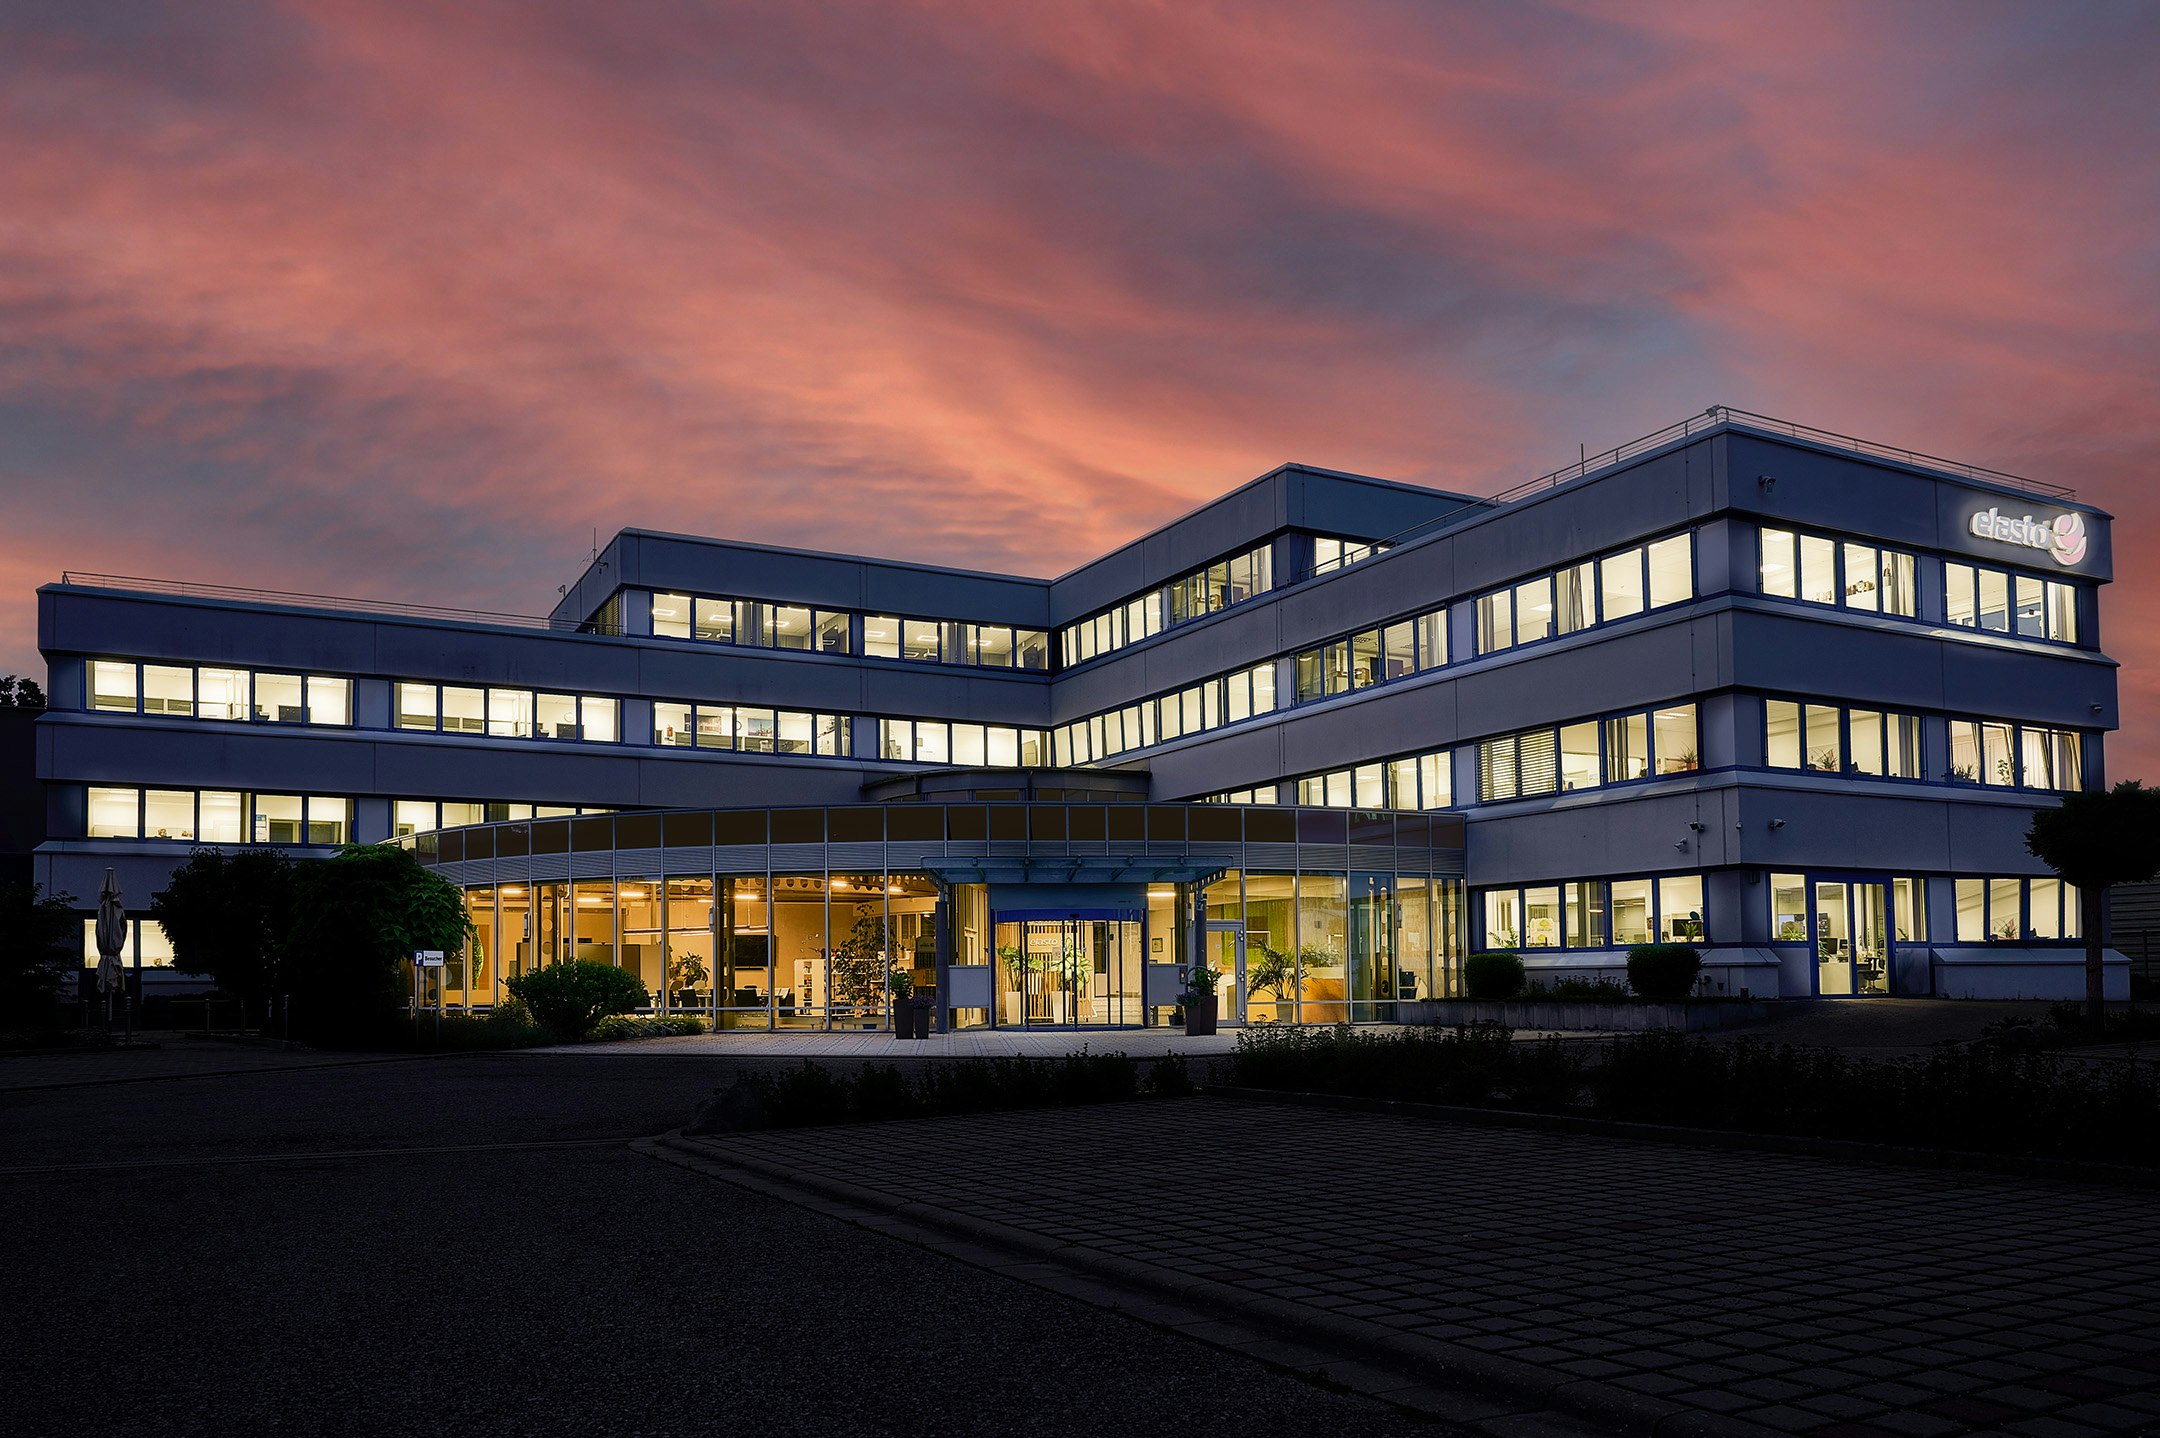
[536, 1026, 1254, 1058]
[658, 1096, 2160, 1437]
[0, 1039, 420, 1091]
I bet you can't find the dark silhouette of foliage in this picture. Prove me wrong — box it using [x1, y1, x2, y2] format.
[153, 848, 297, 1021]
[285, 845, 473, 1043]
[0, 881, 77, 1024]
[2026, 780, 2160, 1020]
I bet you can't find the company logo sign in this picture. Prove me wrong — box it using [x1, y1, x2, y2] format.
[1969, 507, 2087, 567]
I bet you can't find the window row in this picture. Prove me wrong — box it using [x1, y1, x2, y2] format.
[1477, 704, 1698, 802]
[651, 593, 852, 654]
[1062, 544, 1273, 664]
[1052, 661, 1279, 766]
[1944, 562, 2078, 643]
[396, 684, 619, 742]
[1475, 534, 1694, 655]
[86, 787, 352, 845]
[1951, 876, 2083, 943]
[1479, 874, 1706, 950]
[1205, 749, 1453, 812]
[1311, 535, 1390, 576]
[1759, 528, 1918, 616]
[1292, 609, 1446, 702]
[647, 592, 1052, 671]
[89, 660, 351, 726]
[654, 704, 851, 756]
[1765, 701, 1923, 778]
[392, 800, 613, 838]
[862, 617, 1051, 669]
[1948, 720, 2082, 792]
[878, 719, 1048, 767]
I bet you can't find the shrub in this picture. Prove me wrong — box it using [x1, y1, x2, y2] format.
[506, 961, 649, 1041]
[1523, 976, 1633, 1002]
[1231, 1023, 1519, 1106]
[1146, 1053, 1195, 1097]
[589, 1013, 707, 1041]
[1462, 951, 1526, 1000]
[1625, 944, 1703, 1000]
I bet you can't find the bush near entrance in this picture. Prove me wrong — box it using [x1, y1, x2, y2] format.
[1462, 951, 1525, 1000]
[1624, 944, 1703, 999]
[507, 960, 648, 1041]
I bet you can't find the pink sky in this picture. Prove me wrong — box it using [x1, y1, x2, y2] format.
[3, 2, 2155, 769]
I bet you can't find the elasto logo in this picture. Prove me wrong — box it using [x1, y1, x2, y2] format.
[2050, 511, 2087, 567]
[1968, 506, 2087, 568]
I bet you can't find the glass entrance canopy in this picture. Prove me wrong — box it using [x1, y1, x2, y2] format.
[405, 801, 1465, 1030]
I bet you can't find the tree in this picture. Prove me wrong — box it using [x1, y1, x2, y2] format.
[0, 674, 45, 708]
[0, 882, 77, 1025]
[284, 845, 473, 1043]
[2025, 780, 2160, 1023]
[829, 905, 896, 1011]
[153, 848, 297, 1021]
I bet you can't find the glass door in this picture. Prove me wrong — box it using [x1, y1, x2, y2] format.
[1852, 883, 1890, 994]
[1204, 922, 1244, 1025]
[1814, 881, 1853, 995]
[993, 915, 1141, 1026]
[1815, 880, 1892, 996]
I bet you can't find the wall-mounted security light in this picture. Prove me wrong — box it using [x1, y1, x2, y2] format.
[1687, 821, 1707, 832]
[1769, 818, 1787, 830]
[1758, 474, 1777, 492]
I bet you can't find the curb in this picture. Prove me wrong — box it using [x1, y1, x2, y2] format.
[1200, 1084, 2160, 1189]
[640, 1129, 1780, 1438]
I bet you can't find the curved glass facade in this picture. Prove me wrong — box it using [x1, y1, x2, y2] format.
[407, 801, 1465, 1030]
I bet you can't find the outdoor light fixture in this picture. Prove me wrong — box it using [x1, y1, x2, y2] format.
[1770, 819, 1787, 830]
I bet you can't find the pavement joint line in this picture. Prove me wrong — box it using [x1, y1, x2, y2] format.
[636, 1131, 1786, 1438]
[1199, 1084, 2160, 1190]
[0, 1136, 634, 1176]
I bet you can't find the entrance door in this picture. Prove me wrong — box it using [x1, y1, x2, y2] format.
[992, 915, 1141, 1026]
[1815, 880, 1892, 996]
[1204, 922, 1245, 1026]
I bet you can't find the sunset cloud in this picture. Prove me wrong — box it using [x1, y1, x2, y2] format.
[2, 1, 2155, 766]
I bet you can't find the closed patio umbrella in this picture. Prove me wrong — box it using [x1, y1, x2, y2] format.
[95, 868, 128, 1030]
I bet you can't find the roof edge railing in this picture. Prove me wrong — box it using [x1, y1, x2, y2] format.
[53, 572, 623, 636]
[1286, 404, 2077, 584]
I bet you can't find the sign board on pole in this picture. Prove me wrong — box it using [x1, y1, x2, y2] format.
[413, 949, 446, 968]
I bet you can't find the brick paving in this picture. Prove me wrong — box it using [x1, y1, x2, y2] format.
[663, 1097, 2160, 1437]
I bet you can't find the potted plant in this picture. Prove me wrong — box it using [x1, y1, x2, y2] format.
[1179, 961, 1222, 1036]
[889, 966, 920, 1038]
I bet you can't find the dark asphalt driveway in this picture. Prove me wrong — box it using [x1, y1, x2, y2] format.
[1, 1053, 1434, 1438]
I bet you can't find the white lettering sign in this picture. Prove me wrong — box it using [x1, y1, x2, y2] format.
[413, 949, 446, 967]
[1968, 507, 2086, 567]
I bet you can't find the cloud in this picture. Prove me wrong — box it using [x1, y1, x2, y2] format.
[0, 0, 2155, 770]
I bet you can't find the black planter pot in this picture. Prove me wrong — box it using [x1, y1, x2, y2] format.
[891, 1000, 917, 1038]
[1182, 994, 1219, 1037]
[908, 996, 934, 1038]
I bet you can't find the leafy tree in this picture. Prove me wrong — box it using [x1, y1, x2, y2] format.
[2026, 780, 2160, 1022]
[0, 882, 77, 1024]
[829, 905, 898, 1010]
[284, 845, 473, 1042]
[153, 848, 297, 1021]
[0, 674, 45, 708]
